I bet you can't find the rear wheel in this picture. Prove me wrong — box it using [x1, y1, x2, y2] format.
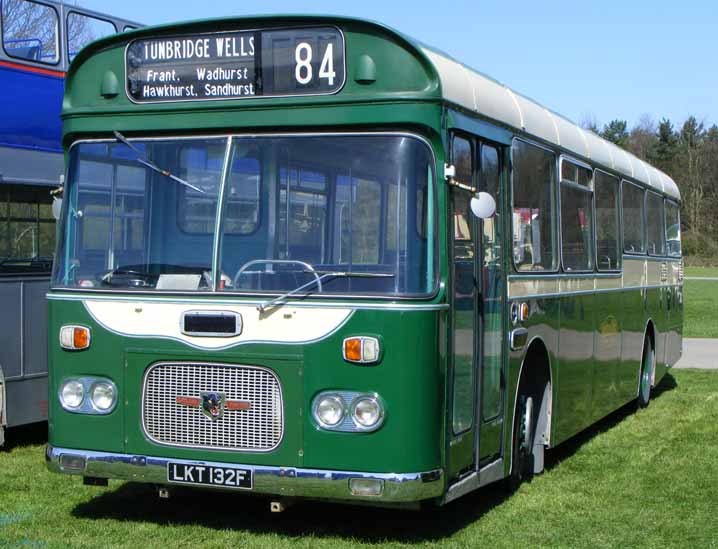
[638, 340, 655, 408]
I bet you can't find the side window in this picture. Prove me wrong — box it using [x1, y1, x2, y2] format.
[511, 140, 557, 271]
[595, 171, 621, 271]
[0, 184, 55, 274]
[645, 192, 665, 256]
[452, 135, 473, 188]
[2, 0, 59, 64]
[622, 181, 645, 253]
[480, 144, 501, 265]
[665, 200, 682, 257]
[67, 12, 116, 62]
[416, 166, 428, 239]
[560, 159, 594, 272]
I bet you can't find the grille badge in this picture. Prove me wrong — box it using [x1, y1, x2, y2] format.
[176, 392, 251, 421]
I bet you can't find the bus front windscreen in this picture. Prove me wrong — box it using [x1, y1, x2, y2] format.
[53, 134, 436, 297]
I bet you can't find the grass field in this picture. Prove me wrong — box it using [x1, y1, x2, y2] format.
[685, 266, 718, 278]
[1, 369, 717, 548]
[683, 275, 718, 338]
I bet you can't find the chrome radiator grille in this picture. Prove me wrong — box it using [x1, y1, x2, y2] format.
[142, 362, 283, 451]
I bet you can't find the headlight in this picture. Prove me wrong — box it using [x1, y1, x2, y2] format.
[90, 381, 116, 411]
[352, 396, 384, 430]
[60, 380, 84, 409]
[312, 391, 386, 432]
[313, 394, 345, 427]
[58, 377, 117, 414]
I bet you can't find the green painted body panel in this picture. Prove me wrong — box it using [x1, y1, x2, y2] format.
[48, 299, 446, 473]
[478, 417, 502, 462]
[592, 284, 623, 420]
[618, 287, 646, 402]
[507, 273, 683, 452]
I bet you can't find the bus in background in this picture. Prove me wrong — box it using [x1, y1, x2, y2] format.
[0, 0, 139, 445]
[46, 16, 682, 508]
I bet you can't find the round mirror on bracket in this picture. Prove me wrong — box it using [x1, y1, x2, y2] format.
[470, 192, 496, 219]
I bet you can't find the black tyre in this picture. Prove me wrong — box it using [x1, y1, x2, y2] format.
[638, 339, 655, 408]
[508, 392, 534, 490]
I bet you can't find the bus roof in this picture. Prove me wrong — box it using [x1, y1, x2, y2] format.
[420, 46, 680, 200]
[69, 14, 679, 200]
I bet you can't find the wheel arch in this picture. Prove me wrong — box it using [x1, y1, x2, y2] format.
[508, 336, 553, 473]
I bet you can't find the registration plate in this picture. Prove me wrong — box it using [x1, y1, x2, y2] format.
[167, 462, 253, 490]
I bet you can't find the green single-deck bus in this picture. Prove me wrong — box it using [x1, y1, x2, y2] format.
[46, 15, 683, 509]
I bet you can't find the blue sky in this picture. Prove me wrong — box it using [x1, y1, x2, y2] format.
[80, 0, 716, 130]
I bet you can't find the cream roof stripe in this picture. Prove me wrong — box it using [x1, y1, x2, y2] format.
[419, 46, 680, 200]
[504, 87, 524, 130]
[545, 109, 561, 145]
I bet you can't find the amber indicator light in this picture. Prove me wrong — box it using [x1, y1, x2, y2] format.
[73, 327, 90, 349]
[344, 338, 362, 362]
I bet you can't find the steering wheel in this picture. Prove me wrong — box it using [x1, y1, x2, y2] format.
[233, 259, 323, 292]
[101, 268, 153, 288]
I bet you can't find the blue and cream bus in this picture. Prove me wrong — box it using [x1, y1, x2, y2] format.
[0, 0, 139, 444]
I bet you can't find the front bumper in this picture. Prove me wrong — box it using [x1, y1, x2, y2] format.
[46, 445, 444, 503]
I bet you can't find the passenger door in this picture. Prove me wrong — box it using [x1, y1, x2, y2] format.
[447, 136, 506, 481]
[476, 143, 505, 464]
[447, 135, 479, 481]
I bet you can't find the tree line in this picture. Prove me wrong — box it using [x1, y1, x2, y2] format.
[583, 115, 718, 264]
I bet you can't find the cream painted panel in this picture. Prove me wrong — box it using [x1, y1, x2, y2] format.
[594, 276, 622, 291]
[668, 260, 681, 285]
[612, 146, 634, 179]
[646, 261, 665, 286]
[422, 50, 475, 111]
[83, 300, 353, 349]
[636, 161, 652, 188]
[647, 166, 662, 193]
[583, 131, 613, 167]
[559, 277, 594, 293]
[513, 94, 556, 144]
[554, 115, 589, 157]
[423, 47, 680, 199]
[508, 278, 559, 299]
[623, 258, 646, 287]
[662, 173, 681, 200]
[470, 73, 523, 129]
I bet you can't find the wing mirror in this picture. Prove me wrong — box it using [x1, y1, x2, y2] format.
[470, 192, 496, 219]
[52, 197, 63, 220]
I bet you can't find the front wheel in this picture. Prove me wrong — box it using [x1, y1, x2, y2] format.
[638, 340, 655, 408]
[508, 394, 534, 490]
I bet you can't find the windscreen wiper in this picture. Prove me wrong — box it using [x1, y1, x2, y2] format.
[113, 131, 204, 193]
[258, 271, 395, 313]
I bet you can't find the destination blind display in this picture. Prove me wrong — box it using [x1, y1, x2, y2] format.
[126, 27, 345, 102]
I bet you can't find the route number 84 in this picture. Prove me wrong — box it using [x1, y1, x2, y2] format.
[295, 42, 336, 86]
